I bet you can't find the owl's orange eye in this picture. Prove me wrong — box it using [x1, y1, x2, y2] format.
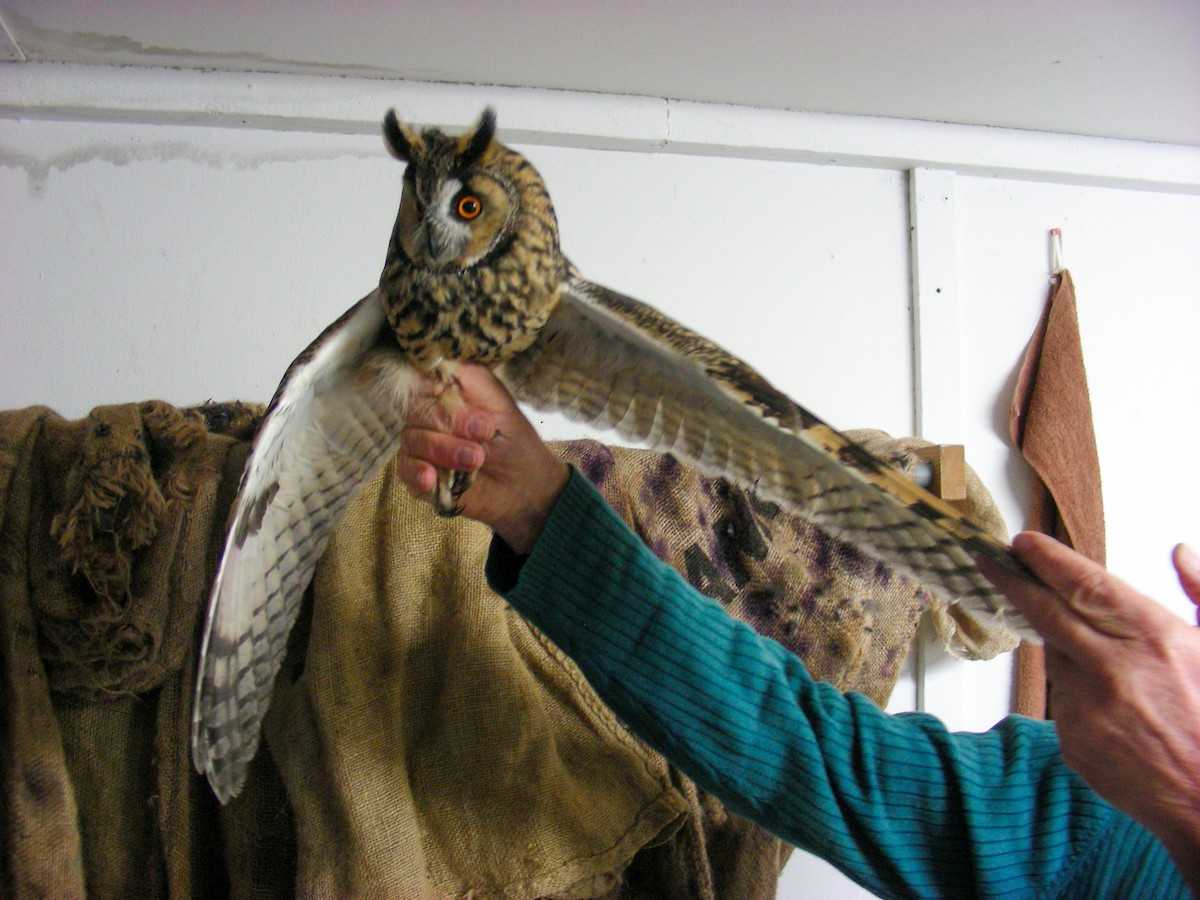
[456, 195, 483, 220]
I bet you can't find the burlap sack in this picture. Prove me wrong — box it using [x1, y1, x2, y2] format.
[0, 402, 1015, 898]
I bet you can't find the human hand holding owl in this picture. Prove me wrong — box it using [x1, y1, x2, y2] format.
[399, 364, 569, 554]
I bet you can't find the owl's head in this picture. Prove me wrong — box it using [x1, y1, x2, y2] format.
[383, 108, 557, 272]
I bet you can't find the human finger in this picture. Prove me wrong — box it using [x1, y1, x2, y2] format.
[1173, 544, 1200, 622]
[976, 549, 1083, 648]
[456, 364, 525, 417]
[394, 453, 437, 497]
[404, 392, 496, 441]
[1010, 532, 1163, 643]
[400, 426, 486, 473]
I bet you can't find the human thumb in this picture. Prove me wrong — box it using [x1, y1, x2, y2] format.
[1173, 544, 1200, 625]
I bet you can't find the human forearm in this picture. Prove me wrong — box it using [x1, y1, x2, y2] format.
[399, 365, 1190, 896]
[990, 533, 1200, 892]
[487, 469, 1183, 897]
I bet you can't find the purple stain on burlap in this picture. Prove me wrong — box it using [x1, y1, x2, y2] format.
[571, 440, 616, 489]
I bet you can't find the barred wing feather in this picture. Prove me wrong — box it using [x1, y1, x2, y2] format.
[191, 290, 415, 803]
[500, 276, 1038, 641]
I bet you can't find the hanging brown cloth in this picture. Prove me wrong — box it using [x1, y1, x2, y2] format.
[1008, 267, 1106, 718]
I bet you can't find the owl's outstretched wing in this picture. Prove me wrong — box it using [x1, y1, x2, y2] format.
[192, 290, 416, 803]
[499, 275, 1039, 641]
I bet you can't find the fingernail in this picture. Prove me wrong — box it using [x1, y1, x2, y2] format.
[1011, 531, 1040, 554]
[1177, 543, 1200, 571]
[464, 415, 492, 441]
[455, 446, 480, 469]
[418, 466, 436, 494]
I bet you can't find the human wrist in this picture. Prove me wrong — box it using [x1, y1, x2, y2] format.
[1156, 820, 1200, 892]
[1164, 847, 1200, 895]
[491, 458, 570, 555]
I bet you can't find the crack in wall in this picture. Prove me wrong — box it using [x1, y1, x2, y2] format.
[0, 8, 26, 61]
[0, 139, 380, 197]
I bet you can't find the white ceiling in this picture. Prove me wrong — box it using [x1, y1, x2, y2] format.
[2, 0, 1198, 147]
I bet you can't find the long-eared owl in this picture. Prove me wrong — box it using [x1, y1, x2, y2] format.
[191, 107, 1039, 804]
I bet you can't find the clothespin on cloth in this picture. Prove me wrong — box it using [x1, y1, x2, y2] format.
[1050, 227, 1064, 278]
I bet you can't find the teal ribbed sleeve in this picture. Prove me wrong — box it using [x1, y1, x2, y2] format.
[486, 469, 1186, 899]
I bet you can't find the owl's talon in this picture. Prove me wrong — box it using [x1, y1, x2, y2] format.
[449, 468, 474, 499]
[432, 466, 475, 516]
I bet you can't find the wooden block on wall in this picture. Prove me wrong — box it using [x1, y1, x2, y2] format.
[913, 444, 967, 504]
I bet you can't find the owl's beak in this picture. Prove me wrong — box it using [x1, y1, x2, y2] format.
[421, 215, 469, 268]
[426, 227, 454, 264]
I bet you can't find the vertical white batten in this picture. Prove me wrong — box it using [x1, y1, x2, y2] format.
[909, 167, 959, 716]
[909, 167, 962, 442]
[908, 168, 1016, 726]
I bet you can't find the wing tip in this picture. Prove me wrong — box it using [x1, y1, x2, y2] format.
[191, 718, 251, 805]
[191, 634, 256, 805]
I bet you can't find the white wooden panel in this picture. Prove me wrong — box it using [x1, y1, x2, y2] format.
[525, 145, 914, 444]
[0, 119, 397, 413]
[0, 119, 913, 438]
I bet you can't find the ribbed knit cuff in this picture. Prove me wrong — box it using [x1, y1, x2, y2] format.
[484, 465, 612, 597]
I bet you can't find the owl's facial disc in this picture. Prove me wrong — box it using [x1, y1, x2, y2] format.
[401, 179, 470, 268]
[398, 171, 513, 270]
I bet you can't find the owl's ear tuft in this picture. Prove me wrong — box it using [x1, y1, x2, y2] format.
[458, 107, 497, 169]
[383, 110, 420, 162]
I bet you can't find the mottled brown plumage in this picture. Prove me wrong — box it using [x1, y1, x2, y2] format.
[192, 108, 1040, 804]
[381, 111, 563, 367]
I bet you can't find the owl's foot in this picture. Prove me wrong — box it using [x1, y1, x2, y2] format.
[433, 467, 474, 518]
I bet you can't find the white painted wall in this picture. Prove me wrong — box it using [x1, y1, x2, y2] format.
[2, 66, 1198, 897]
